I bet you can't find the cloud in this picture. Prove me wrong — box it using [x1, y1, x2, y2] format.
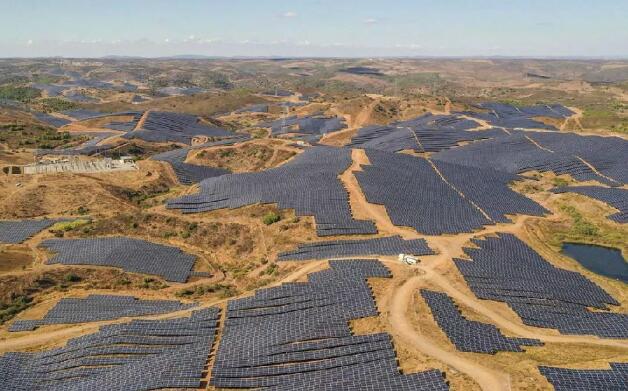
[364, 18, 378, 24]
[26, 39, 33, 46]
[280, 11, 297, 18]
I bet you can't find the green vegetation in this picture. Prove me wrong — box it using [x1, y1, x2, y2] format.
[64, 273, 81, 282]
[385, 72, 442, 89]
[40, 97, 78, 112]
[263, 263, 278, 276]
[262, 212, 281, 225]
[0, 295, 33, 325]
[0, 123, 80, 149]
[176, 283, 238, 299]
[0, 85, 41, 102]
[551, 177, 572, 187]
[139, 277, 167, 290]
[559, 205, 599, 237]
[51, 219, 90, 232]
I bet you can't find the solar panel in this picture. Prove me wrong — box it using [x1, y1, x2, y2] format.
[278, 235, 434, 261]
[40, 237, 197, 282]
[420, 289, 542, 354]
[454, 233, 628, 338]
[167, 146, 377, 236]
[9, 295, 196, 332]
[0, 308, 220, 390]
[211, 259, 449, 390]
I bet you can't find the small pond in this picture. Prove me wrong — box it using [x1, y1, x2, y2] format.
[562, 243, 627, 284]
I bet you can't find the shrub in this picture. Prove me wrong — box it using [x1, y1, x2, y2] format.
[262, 212, 281, 225]
[64, 273, 81, 282]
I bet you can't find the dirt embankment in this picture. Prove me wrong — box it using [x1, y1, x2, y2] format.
[187, 140, 299, 172]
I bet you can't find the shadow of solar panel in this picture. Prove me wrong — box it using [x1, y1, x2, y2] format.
[454, 233, 628, 338]
[9, 295, 196, 332]
[167, 146, 376, 236]
[0, 308, 220, 391]
[0, 218, 71, 244]
[210, 259, 449, 390]
[277, 235, 433, 261]
[40, 237, 197, 282]
[355, 149, 491, 234]
[539, 363, 627, 391]
[420, 289, 542, 354]
[552, 186, 627, 223]
[124, 111, 234, 145]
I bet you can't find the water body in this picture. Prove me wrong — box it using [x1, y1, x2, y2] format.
[562, 243, 628, 283]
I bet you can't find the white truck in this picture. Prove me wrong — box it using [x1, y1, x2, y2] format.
[398, 254, 419, 265]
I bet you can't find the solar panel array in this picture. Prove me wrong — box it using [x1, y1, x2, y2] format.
[527, 132, 628, 185]
[349, 113, 503, 153]
[552, 186, 627, 223]
[152, 148, 230, 185]
[420, 289, 542, 354]
[234, 103, 269, 113]
[40, 237, 197, 282]
[539, 362, 628, 391]
[277, 235, 434, 261]
[9, 295, 195, 332]
[61, 109, 103, 120]
[211, 259, 449, 390]
[124, 111, 234, 145]
[0, 308, 219, 391]
[462, 102, 573, 130]
[265, 115, 347, 137]
[262, 89, 293, 97]
[432, 132, 615, 185]
[454, 233, 628, 338]
[433, 160, 548, 223]
[167, 146, 377, 236]
[33, 112, 71, 128]
[356, 149, 491, 234]
[0, 218, 69, 244]
[102, 111, 143, 132]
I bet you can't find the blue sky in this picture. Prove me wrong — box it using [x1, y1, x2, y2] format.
[1, 0, 627, 58]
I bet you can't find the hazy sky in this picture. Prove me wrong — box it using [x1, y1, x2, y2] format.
[1, 0, 627, 58]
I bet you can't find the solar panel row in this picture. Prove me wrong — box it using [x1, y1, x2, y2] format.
[40, 237, 197, 282]
[420, 289, 542, 354]
[123, 111, 234, 145]
[0, 308, 220, 391]
[167, 146, 377, 236]
[9, 294, 196, 332]
[539, 362, 627, 391]
[454, 233, 628, 338]
[0, 218, 71, 244]
[277, 235, 434, 261]
[211, 259, 449, 390]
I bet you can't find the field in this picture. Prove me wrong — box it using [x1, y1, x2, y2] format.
[0, 57, 626, 391]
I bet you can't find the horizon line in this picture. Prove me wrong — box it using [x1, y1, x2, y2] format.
[1, 54, 628, 61]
